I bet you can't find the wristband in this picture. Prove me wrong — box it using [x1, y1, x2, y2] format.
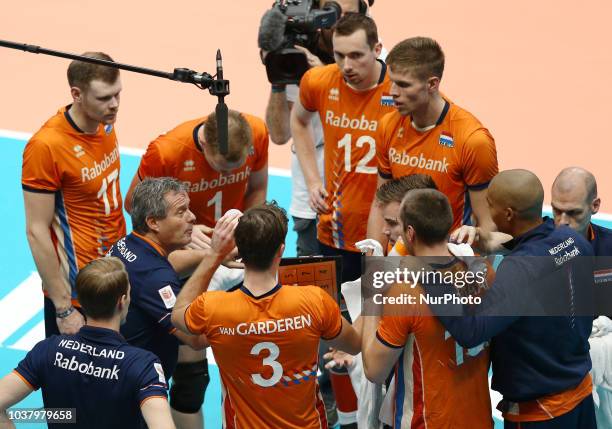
[271, 84, 286, 93]
[56, 306, 75, 319]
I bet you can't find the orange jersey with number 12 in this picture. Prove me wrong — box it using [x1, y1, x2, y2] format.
[300, 63, 394, 251]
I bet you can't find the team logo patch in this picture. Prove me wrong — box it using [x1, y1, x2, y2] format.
[184, 160, 195, 172]
[439, 133, 454, 147]
[153, 363, 166, 384]
[594, 269, 612, 284]
[328, 88, 339, 101]
[104, 124, 113, 134]
[73, 145, 85, 158]
[380, 94, 394, 106]
[158, 285, 176, 309]
[248, 145, 255, 156]
[397, 127, 404, 138]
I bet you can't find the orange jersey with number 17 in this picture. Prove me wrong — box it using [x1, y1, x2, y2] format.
[22, 106, 126, 297]
[300, 63, 395, 252]
[185, 284, 342, 429]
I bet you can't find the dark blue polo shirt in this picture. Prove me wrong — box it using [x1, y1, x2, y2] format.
[425, 217, 595, 401]
[14, 325, 167, 429]
[108, 232, 182, 377]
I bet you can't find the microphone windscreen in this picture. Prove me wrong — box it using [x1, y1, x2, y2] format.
[258, 8, 287, 52]
[216, 102, 229, 155]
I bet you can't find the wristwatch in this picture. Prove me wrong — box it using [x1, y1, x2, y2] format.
[56, 306, 75, 319]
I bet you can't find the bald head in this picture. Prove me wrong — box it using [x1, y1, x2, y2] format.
[551, 167, 600, 236]
[552, 167, 597, 204]
[487, 170, 544, 233]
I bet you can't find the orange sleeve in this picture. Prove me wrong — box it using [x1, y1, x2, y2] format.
[461, 129, 498, 188]
[376, 112, 393, 178]
[376, 283, 419, 347]
[137, 140, 166, 180]
[250, 117, 269, 172]
[21, 136, 61, 192]
[298, 68, 319, 113]
[318, 288, 343, 340]
[184, 293, 209, 335]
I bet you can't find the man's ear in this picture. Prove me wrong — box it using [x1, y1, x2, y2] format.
[70, 86, 83, 103]
[146, 216, 160, 233]
[427, 76, 440, 93]
[591, 197, 601, 215]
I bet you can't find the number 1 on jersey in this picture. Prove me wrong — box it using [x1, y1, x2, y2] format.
[337, 133, 377, 174]
[207, 190, 222, 221]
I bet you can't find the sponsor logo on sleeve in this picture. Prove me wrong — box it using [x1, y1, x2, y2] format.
[158, 285, 177, 309]
[328, 88, 339, 101]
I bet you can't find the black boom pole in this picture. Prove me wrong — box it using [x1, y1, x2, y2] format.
[0, 39, 230, 154]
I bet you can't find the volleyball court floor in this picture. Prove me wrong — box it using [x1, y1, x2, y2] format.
[3, 131, 612, 427]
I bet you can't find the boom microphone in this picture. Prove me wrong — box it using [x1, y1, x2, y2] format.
[258, 7, 287, 52]
[214, 49, 229, 155]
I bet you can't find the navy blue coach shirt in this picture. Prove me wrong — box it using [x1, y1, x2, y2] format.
[108, 232, 182, 376]
[14, 325, 168, 429]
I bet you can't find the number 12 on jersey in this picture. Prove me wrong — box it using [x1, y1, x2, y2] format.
[337, 133, 377, 174]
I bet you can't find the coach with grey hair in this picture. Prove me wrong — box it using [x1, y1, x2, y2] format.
[107, 177, 209, 423]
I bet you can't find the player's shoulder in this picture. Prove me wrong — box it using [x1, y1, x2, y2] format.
[148, 117, 204, 151]
[239, 112, 268, 137]
[302, 64, 341, 87]
[27, 109, 73, 150]
[446, 100, 487, 133]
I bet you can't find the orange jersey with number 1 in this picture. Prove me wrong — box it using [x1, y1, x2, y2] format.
[22, 106, 126, 297]
[300, 63, 394, 252]
[137, 113, 269, 227]
[185, 284, 342, 428]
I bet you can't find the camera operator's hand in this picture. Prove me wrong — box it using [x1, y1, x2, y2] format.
[309, 182, 330, 214]
[294, 45, 324, 68]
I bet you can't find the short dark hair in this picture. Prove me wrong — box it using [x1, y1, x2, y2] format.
[131, 177, 187, 234]
[67, 52, 119, 90]
[76, 257, 129, 320]
[333, 12, 378, 49]
[386, 37, 445, 81]
[204, 110, 253, 163]
[234, 202, 288, 271]
[376, 174, 438, 206]
[400, 189, 453, 245]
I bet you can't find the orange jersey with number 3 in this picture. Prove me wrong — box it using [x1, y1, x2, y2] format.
[300, 63, 395, 251]
[137, 113, 269, 226]
[22, 106, 126, 296]
[185, 284, 342, 429]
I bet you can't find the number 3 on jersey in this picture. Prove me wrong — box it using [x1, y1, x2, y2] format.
[337, 133, 376, 174]
[250, 342, 283, 387]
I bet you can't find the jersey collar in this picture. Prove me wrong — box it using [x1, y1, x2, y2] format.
[132, 231, 168, 257]
[77, 325, 126, 346]
[239, 283, 283, 300]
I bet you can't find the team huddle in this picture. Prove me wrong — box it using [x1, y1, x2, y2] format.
[0, 2, 610, 429]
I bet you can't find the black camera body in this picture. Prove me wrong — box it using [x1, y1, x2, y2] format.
[263, 0, 341, 85]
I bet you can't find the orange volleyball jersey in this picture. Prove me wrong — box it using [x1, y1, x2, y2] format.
[377, 258, 493, 428]
[300, 63, 394, 251]
[185, 284, 342, 429]
[21, 106, 126, 296]
[377, 101, 498, 230]
[137, 113, 269, 226]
